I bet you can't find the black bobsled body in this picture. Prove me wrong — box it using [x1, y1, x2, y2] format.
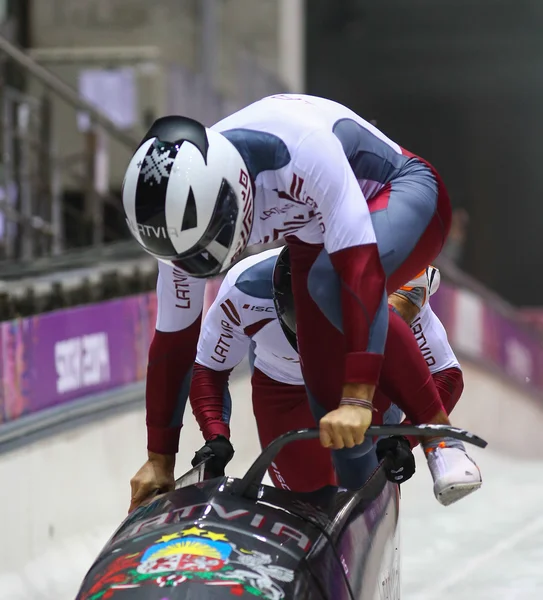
[76, 470, 399, 600]
[76, 428, 402, 600]
[75, 422, 488, 599]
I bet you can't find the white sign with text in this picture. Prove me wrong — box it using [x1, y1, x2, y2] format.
[55, 332, 111, 394]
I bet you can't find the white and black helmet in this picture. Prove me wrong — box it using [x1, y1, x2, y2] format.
[273, 246, 298, 352]
[122, 116, 254, 277]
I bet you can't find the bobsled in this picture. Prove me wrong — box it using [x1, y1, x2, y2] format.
[76, 425, 487, 600]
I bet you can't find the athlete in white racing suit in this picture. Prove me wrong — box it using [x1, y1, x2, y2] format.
[190, 248, 481, 505]
[122, 94, 462, 510]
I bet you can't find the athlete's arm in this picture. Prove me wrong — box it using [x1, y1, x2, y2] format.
[146, 261, 207, 455]
[190, 279, 251, 441]
[296, 130, 388, 389]
[402, 305, 464, 448]
[390, 268, 434, 324]
[388, 293, 421, 324]
[403, 367, 464, 449]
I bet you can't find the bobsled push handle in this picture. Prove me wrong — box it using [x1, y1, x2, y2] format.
[235, 428, 319, 497]
[235, 424, 487, 498]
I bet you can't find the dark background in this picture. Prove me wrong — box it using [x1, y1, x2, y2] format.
[306, 0, 543, 306]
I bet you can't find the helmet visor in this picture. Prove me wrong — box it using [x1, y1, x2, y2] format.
[172, 180, 239, 278]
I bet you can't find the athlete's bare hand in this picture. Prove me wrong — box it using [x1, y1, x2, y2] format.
[129, 453, 175, 513]
[319, 404, 373, 450]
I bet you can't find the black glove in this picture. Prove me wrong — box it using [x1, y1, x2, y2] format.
[191, 436, 235, 479]
[376, 435, 416, 484]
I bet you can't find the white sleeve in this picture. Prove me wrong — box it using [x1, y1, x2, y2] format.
[155, 261, 207, 332]
[414, 305, 461, 373]
[195, 277, 251, 372]
[294, 129, 377, 253]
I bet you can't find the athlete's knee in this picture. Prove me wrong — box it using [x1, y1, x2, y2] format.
[406, 159, 440, 205]
[332, 446, 379, 489]
[383, 402, 403, 425]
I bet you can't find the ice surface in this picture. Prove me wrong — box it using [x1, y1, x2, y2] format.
[402, 445, 543, 599]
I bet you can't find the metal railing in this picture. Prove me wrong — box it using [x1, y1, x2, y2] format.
[0, 34, 140, 261]
[0, 33, 288, 268]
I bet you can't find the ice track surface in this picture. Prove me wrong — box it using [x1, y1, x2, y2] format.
[1, 363, 543, 599]
[402, 446, 543, 599]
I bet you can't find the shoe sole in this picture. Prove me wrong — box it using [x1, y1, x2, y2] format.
[436, 481, 482, 507]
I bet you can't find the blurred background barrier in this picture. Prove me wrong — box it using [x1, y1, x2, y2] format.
[0, 266, 542, 434]
[0, 292, 157, 424]
[431, 278, 543, 395]
[0, 0, 299, 274]
[0, 33, 139, 257]
[0, 248, 157, 320]
[0, 277, 224, 428]
[0, 0, 300, 325]
[0, 241, 279, 320]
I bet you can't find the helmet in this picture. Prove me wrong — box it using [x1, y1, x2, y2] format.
[272, 246, 298, 352]
[427, 265, 441, 296]
[397, 265, 441, 309]
[122, 116, 254, 277]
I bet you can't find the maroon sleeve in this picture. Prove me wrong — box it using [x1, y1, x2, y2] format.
[190, 362, 233, 441]
[375, 307, 445, 448]
[146, 317, 202, 455]
[329, 243, 387, 385]
[404, 367, 464, 449]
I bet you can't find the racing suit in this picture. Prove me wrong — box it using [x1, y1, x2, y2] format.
[145, 94, 452, 488]
[190, 249, 462, 492]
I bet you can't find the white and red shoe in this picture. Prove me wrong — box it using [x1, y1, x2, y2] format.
[425, 444, 482, 506]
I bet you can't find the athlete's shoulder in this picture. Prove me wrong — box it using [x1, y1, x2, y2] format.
[223, 247, 281, 299]
[213, 95, 321, 128]
[212, 95, 342, 148]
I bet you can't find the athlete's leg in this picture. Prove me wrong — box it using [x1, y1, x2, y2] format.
[304, 388, 382, 488]
[291, 157, 452, 489]
[432, 367, 464, 415]
[369, 156, 451, 290]
[251, 367, 336, 492]
[402, 366, 465, 449]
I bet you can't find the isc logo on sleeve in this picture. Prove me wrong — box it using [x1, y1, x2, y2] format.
[242, 304, 274, 312]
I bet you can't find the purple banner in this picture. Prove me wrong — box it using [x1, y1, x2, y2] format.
[0, 293, 157, 424]
[2, 272, 543, 425]
[432, 282, 543, 395]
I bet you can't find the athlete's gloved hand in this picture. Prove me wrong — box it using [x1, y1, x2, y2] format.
[192, 435, 235, 479]
[376, 435, 416, 484]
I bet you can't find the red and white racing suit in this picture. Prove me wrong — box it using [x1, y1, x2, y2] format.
[190, 249, 462, 492]
[145, 94, 452, 488]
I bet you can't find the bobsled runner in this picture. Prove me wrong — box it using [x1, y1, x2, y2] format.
[76, 425, 487, 600]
